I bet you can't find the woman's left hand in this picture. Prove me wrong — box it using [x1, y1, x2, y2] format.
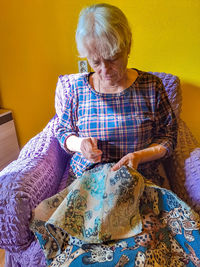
[111, 152, 141, 171]
[111, 144, 167, 172]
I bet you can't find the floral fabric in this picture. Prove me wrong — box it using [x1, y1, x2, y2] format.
[30, 164, 200, 267]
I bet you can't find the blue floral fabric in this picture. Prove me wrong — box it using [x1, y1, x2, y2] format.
[30, 164, 200, 267]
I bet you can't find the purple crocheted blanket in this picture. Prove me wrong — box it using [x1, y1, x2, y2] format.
[0, 115, 71, 253]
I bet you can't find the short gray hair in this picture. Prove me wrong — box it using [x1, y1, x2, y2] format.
[76, 3, 132, 58]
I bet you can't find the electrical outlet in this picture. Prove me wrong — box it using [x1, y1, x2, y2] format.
[78, 60, 89, 73]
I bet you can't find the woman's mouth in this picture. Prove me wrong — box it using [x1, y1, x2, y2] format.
[104, 75, 114, 80]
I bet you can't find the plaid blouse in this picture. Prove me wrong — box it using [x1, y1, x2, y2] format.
[56, 69, 177, 181]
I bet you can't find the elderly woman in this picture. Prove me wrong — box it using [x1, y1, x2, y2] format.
[30, 3, 200, 267]
[57, 3, 176, 184]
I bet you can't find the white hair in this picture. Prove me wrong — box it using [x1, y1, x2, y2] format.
[76, 3, 132, 58]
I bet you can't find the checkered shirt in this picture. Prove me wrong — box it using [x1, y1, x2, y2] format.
[56, 69, 177, 179]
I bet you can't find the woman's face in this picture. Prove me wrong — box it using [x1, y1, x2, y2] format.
[87, 50, 129, 86]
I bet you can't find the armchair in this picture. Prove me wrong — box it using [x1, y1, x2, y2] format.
[0, 71, 199, 267]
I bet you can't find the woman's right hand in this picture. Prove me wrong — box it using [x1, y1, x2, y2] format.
[80, 137, 102, 163]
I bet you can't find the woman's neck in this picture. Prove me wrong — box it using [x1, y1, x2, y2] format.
[90, 69, 138, 94]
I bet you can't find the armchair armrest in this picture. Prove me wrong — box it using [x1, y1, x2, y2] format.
[163, 118, 200, 213]
[0, 116, 70, 252]
[185, 148, 200, 212]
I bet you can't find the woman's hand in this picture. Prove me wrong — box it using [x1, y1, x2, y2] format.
[80, 137, 102, 163]
[111, 144, 167, 172]
[66, 135, 102, 163]
[111, 152, 141, 171]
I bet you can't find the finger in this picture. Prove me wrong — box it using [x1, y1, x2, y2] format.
[88, 147, 102, 157]
[111, 157, 128, 171]
[91, 149, 102, 159]
[88, 151, 102, 162]
[90, 138, 102, 155]
[90, 137, 98, 147]
[89, 153, 102, 161]
[90, 155, 102, 163]
[93, 149, 102, 156]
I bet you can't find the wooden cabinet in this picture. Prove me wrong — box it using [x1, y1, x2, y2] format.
[0, 109, 20, 171]
[0, 249, 5, 266]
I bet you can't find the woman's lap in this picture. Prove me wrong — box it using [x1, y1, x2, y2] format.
[30, 164, 200, 267]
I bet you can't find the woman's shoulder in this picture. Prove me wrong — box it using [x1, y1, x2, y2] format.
[57, 73, 91, 98]
[134, 69, 162, 84]
[58, 72, 89, 85]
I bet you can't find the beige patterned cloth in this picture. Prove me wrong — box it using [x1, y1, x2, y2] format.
[31, 164, 144, 244]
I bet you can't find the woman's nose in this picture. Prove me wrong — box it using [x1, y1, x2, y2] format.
[101, 61, 110, 75]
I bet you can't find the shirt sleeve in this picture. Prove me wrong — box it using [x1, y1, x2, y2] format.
[152, 79, 178, 157]
[55, 75, 78, 153]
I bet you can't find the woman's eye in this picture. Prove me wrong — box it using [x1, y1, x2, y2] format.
[107, 56, 119, 62]
[110, 58, 117, 63]
[93, 61, 100, 66]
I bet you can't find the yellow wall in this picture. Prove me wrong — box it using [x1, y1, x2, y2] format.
[0, 0, 200, 147]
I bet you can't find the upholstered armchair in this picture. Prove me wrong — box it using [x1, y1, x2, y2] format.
[0, 72, 199, 267]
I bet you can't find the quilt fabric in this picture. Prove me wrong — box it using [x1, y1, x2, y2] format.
[30, 164, 200, 267]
